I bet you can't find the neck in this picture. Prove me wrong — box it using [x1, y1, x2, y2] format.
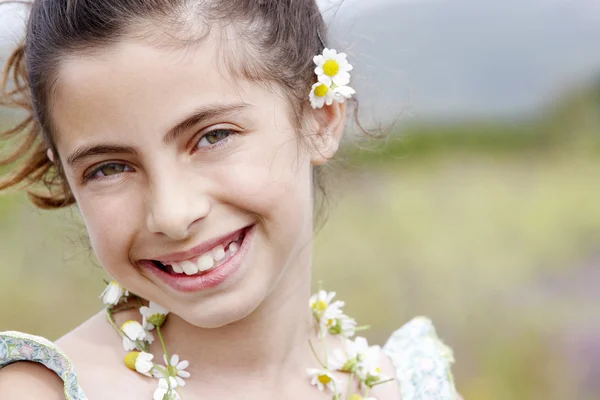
[158, 249, 318, 383]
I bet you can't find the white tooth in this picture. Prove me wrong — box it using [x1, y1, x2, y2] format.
[181, 260, 199, 275]
[229, 241, 239, 254]
[171, 262, 184, 274]
[213, 245, 225, 262]
[197, 254, 215, 271]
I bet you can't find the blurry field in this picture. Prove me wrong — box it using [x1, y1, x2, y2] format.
[1, 81, 600, 400]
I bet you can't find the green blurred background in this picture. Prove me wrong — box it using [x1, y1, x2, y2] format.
[2, 1, 600, 399]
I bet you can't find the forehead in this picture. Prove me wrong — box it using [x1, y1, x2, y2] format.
[50, 31, 285, 150]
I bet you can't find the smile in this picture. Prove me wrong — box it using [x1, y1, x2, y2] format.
[152, 230, 246, 276]
[140, 224, 255, 292]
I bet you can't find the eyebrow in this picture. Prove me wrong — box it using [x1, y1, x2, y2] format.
[66, 102, 251, 168]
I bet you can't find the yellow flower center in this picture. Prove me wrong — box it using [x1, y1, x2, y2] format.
[318, 373, 332, 384]
[313, 84, 329, 98]
[350, 395, 364, 400]
[327, 318, 335, 327]
[323, 59, 340, 77]
[124, 351, 140, 371]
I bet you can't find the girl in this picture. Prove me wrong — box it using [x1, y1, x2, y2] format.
[0, 0, 460, 399]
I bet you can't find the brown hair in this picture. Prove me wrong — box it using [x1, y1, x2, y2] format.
[0, 0, 338, 209]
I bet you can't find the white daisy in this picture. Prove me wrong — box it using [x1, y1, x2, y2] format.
[135, 352, 154, 376]
[307, 368, 339, 393]
[320, 302, 345, 333]
[100, 280, 128, 306]
[309, 290, 336, 312]
[124, 351, 154, 376]
[121, 320, 146, 351]
[333, 85, 356, 104]
[154, 354, 191, 387]
[309, 82, 336, 109]
[140, 301, 169, 330]
[153, 377, 179, 400]
[313, 48, 353, 87]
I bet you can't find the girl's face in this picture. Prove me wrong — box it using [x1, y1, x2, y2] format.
[50, 32, 341, 327]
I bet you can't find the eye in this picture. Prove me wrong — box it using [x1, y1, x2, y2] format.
[195, 129, 234, 149]
[84, 162, 134, 182]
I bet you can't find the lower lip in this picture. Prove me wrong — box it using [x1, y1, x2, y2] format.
[142, 225, 255, 293]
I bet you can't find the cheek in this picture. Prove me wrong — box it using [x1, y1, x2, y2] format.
[76, 186, 142, 269]
[214, 140, 314, 243]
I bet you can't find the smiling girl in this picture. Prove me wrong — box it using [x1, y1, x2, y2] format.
[0, 1, 459, 399]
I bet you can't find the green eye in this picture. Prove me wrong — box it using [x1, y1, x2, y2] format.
[197, 129, 233, 148]
[99, 164, 127, 175]
[86, 163, 133, 182]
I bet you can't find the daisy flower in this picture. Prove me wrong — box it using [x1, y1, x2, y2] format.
[154, 354, 191, 387]
[333, 85, 356, 104]
[307, 368, 339, 393]
[140, 301, 169, 329]
[100, 280, 128, 306]
[326, 313, 357, 338]
[313, 48, 353, 87]
[124, 351, 154, 376]
[121, 320, 146, 351]
[309, 82, 336, 109]
[153, 377, 180, 400]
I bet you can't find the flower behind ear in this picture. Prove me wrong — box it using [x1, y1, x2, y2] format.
[310, 48, 355, 109]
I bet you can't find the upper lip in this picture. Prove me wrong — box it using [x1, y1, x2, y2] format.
[149, 225, 251, 264]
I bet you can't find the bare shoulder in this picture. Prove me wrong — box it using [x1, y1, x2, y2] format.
[55, 305, 146, 396]
[56, 308, 127, 375]
[0, 361, 65, 400]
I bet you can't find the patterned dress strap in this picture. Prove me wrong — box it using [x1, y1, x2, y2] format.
[383, 317, 458, 400]
[0, 330, 87, 400]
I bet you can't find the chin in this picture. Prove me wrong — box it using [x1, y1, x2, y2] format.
[175, 285, 269, 329]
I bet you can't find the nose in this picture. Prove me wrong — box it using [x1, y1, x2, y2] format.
[145, 172, 211, 240]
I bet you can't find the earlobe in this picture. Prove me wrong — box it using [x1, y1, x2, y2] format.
[309, 102, 346, 166]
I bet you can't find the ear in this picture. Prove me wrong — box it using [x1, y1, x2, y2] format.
[308, 101, 346, 166]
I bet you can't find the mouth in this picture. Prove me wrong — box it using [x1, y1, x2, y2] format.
[148, 226, 250, 277]
[139, 224, 255, 292]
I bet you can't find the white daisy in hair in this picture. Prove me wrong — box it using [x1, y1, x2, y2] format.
[314, 48, 353, 87]
[309, 81, 336, 109]
[333, 85, 356, 103]
[306, 368, 339, 393]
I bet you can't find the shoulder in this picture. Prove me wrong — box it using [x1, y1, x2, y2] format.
[382, 317, 460, 400]
[0, 361, 65, 399]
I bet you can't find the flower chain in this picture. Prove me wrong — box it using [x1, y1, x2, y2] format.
[101, 280, 393, 400]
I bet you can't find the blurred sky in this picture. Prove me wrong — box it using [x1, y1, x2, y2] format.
[1, 0, 600, 120]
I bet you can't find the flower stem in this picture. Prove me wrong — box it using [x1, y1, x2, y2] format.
[354, 325, 372, 332]
[156, 325, 170, 366]
[320, 331, 329, 368]
[105, 308, 124, 337]
[308, 339, 326, 368]
[370, 377, 395, 387]
[346, 373, 354, 400]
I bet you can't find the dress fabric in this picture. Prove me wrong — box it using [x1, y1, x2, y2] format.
[1, 317, 457, 400]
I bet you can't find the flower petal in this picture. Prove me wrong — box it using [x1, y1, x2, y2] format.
[177, 360, 189, 370]
[170, 354, 179, 366]
[178, 370, 191, 378]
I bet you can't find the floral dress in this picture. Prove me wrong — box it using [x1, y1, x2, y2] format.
[0, 317, 457, 400]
